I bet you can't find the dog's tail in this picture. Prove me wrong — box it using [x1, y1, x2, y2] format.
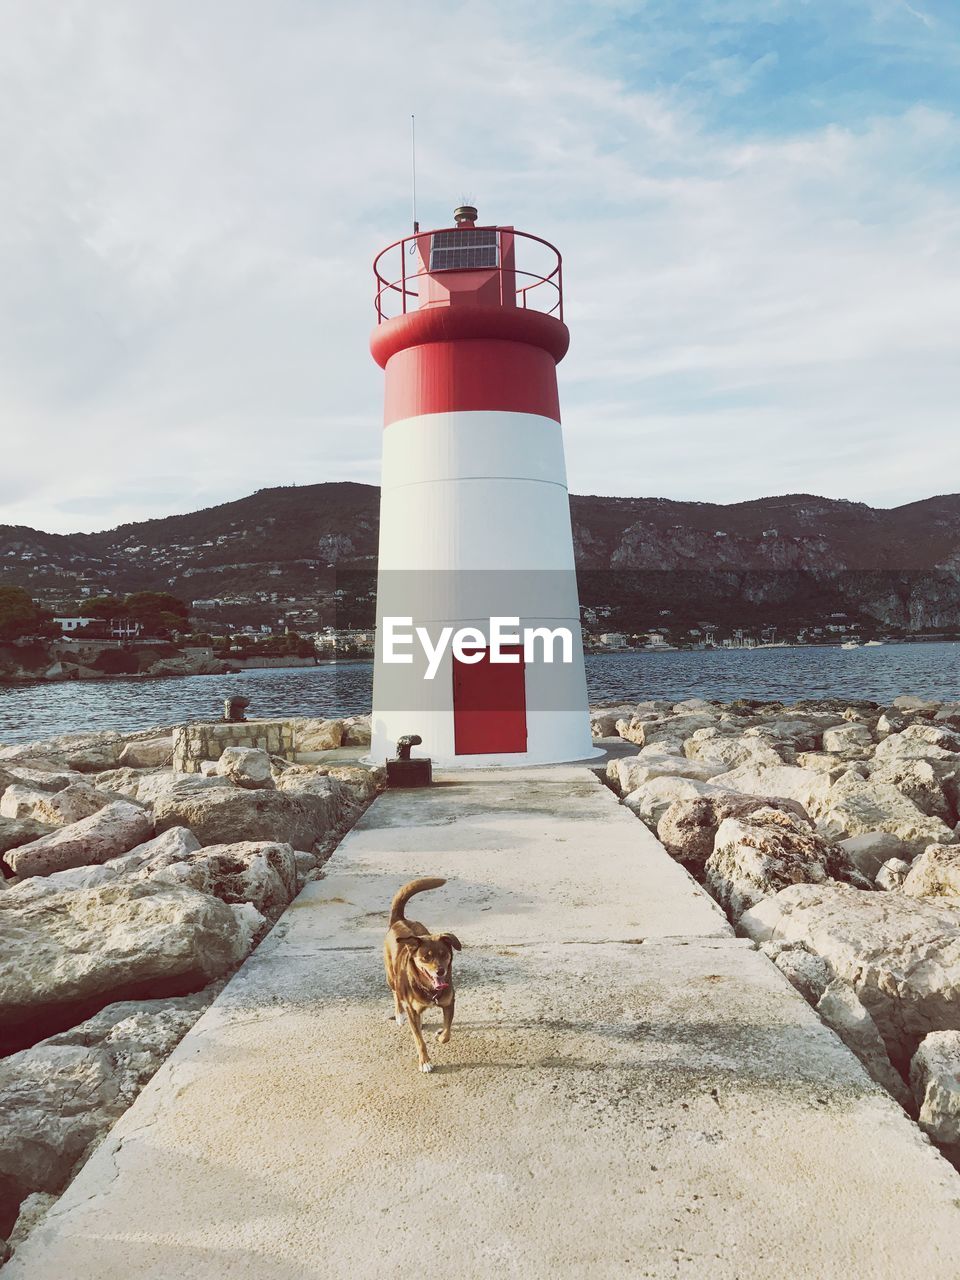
[389, 877, 447, 925]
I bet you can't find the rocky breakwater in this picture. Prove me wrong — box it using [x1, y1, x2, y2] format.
[596, 694, 960, 1153]
[0, 717, 381, 1261]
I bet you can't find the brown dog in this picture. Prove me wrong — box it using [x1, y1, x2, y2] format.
[384, 877, 461, 1073]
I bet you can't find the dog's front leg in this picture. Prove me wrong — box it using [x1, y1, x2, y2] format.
[436, 997, 454, 1044]
[406, 1006, 433, 1073]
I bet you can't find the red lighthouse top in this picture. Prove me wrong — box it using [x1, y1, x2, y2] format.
[370, 209, 569, 372]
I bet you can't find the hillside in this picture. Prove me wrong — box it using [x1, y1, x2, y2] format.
[3, 484, 960, 636]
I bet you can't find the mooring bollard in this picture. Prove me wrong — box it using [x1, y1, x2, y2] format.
[222, 696, 250, 723]
[386, 734, 432, 787]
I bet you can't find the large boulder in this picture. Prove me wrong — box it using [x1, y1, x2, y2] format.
[910, 1030, 960, 1151]
[902, 844, 960, 898]
[141, 840, 297, 921]
[740, 718, 826, 761]
[134, 772, 232, 808]
[869, 758, 959, 825]
[153, 781, 340, 849]
[214, 747, 275, 790]
[34, 782, 116, 827]
[591, 705, 641, 738]
[0, 881, 261, 1051]
[275, 772, 352, 828]
[117, 737, 174, 769]
[6, 829, 205, 900]
[815, 979, 914, 1112]
[658, 791, 811, 874]
[609, 751, 722, 796]
[292, 718, 344, 753]
[821, 723, 874, 760]
[707, 763, 834, 817]
[873, 725, 960, 764]
[622, 777, 722, 831]
[816, 772, 957, 854]
[0, 818, 53, 862]
[0, 991, 212, 1220]
[739, 883, 960, 1068]
[838, 831, 911, 881]
[341, 715, 371, 747]
[4, 802, 153, 879]
[876, 858, 912, 891]
[683, 729, 781, 772]
[705, 808, 839, 923]
[616, 713, 715, 752]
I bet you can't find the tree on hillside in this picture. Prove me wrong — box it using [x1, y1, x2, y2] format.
[125, 592, 190, 635]
[0, 587, 55, 641]
[79, 595, 127, 619]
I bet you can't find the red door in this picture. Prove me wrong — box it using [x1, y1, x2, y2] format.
[452, 646, 527, 755]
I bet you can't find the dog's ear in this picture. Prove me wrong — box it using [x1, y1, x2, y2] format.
[400, 934, 421, 948]
[440, 933, 462, 952]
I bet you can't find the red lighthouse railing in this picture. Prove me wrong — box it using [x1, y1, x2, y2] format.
[373, 226, 563, 326]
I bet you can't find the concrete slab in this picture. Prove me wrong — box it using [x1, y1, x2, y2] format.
[291, 767, 731, 947]
[11, 940, 960, 1279]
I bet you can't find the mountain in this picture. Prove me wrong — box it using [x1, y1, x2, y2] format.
[2, 484, 960, 636]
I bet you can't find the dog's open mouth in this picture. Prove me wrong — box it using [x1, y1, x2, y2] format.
[431, 976, 449, 992]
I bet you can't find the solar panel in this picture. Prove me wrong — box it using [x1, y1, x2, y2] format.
[429, 228, 498, 272]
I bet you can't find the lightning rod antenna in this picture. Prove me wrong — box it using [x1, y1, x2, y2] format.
[411, 115, 419, 234]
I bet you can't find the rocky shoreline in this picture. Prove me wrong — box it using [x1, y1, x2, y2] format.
[5, 695, 960, 1261]
[596, 693, 960, 1155]
[0, 714, 376, 1261]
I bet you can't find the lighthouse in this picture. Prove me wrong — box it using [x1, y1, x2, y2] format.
[368, 206, 594, 767]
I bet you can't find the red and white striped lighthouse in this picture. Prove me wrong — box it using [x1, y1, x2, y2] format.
[369, 206, 594, 766]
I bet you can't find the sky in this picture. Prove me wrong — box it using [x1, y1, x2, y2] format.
[1, 0, 959, 534]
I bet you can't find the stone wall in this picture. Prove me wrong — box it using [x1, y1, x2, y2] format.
[172, 721, 296, 773]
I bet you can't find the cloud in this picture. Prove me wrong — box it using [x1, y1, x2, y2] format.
[0, 0, 958, 532]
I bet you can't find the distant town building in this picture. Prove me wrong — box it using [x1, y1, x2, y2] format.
[599, 632, 629, 649]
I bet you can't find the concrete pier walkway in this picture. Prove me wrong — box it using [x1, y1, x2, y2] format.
[10, 767, 960, 1278]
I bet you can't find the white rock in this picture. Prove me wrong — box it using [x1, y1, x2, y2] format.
[705, 808, 836, 923]
[215, 746, 276, 790]
[876, 858, 912, 891]
[6, 1192, 58, 1254]
[910, 1030, 960, 1147]
[772, 947, 832, 1005]
[135, 771, 231, 807]
[816, 979, 914, 1111]
[29, 782, 115, 828]
[869, 758, 959, 824]
[816, 772, 957, 854]
[739, 882, 960, 1067]
[839, 831, 911, 880]
[821, 723, 874, 759]
[5, 802, 154, 878]
[902, 844, 960, 898]
[612, 752, 722, 795]
[874, 725, 960, 764]
[707, 763, 834, 818]
[0, 883, 261, 1050]
[590, 705, 638, 738]
[153, 780, 343, 849]
[684, 733, 782, 771]
[291, 717, 344, 753]
[141, 840, 297, 921]
[658, 792, 812, 873]
[892, 696, 942, 712]
[117, 737, 174, 769]
[0, 992, 214, 1215]
[0, 785, 49, 820]
[622, 777, 723, 831]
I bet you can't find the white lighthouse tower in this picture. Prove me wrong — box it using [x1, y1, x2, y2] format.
[368, 206, 594, 767]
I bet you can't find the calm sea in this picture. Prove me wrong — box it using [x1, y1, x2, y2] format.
[1, 644, 958, 744]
